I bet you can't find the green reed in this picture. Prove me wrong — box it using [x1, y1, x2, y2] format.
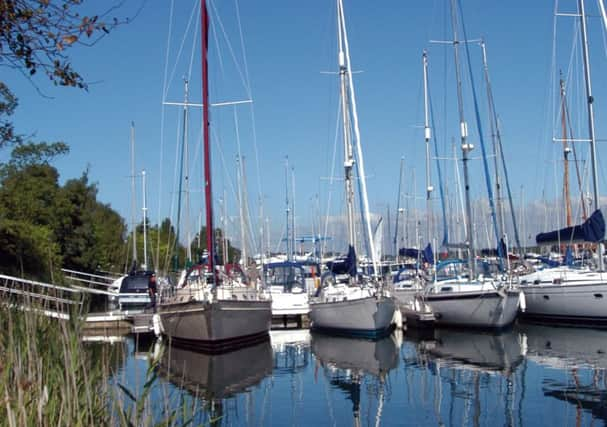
[0, 304, 207, 426]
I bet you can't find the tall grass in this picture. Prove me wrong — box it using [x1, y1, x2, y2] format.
[0, 306, 110, 426]
[0, 305, 208, 426]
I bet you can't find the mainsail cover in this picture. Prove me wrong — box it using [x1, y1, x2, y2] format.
[327, 245, 357, 276]
[398, 243, 434, 265]
[535, 209, 605, 245]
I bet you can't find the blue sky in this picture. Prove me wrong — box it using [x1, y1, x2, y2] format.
[4, 0, 607, 253]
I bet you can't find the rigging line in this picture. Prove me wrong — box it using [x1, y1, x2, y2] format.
[457, 0, 504, 264]
[187, 1, 201, 82]
[233, 0, 252, 97]
[338, 0, 378, 275]
[211, 126, 240, 234]
[563, 78, 589, 220]
[163, 108, 184, 271]
[233, 107, 259, 256]
[155, 0, 176, 272]
[536, 0, 562, 202]
[166, 2, 200, 99]
[161, 0, 176, 101]
[212, 0, 264, 211]
[209, 0, 250, 98]
[482, 44, 523, 256]
[208, 3, 227, 87]
[559, 18, 580, 141]
[321, 98, 343, 259]
[234, 0, 263, 209]
[601, 0, 607, 59]
[427, 70, 449, 248]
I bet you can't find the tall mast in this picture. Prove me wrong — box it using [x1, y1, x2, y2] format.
[393, 157, 405, 257]
[184, 84, 192, 263]
[221, 192, 229, 264]
[449, 0, 475, 278]
[480, 40, 523, 258]
[480, 42, 504, 239]
[291, 165, 297, 258]
[237, 155, 248, 269]
[559, 75, 573, 227]
[174, 79, 189, 271]
[142, 169, 148, 270]
[201, 0, 216, 281]
[423, 50, 433, 246]
[337, 0, 379, 277]
[284, 156, 292, 261]
[130, 122, 137, 266]
[337, 12, 356, 251]
[578, 0, 603, 270]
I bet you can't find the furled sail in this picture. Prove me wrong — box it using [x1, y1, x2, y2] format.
[535, 209, 605, 245]
[398, 243, 434, 265]
[327, 245, 357, 276]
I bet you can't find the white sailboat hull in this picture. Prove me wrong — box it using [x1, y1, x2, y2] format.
[518, 267, 607, 325]
[425, 289, 520, 328]
[309, 294, 396, 338]
[520, 281, 607, 325]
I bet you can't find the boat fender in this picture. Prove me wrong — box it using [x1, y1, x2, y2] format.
[392, 308, 403, 329]
[518, 291, 526, 312]
[152, 313, 163, 337]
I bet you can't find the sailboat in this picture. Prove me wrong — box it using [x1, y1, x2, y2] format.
[420, 0, 521, 328]
[155, 0, 272, 352]
[308, 0, 396, 338]
[517, 0, 607, 326]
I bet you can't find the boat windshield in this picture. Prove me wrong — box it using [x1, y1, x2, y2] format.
[120, 272, 152, 294]
[264, 264, 306, 292]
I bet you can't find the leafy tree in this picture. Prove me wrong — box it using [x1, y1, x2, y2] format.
[0, 82, 18, 148]
[0, 218, 61, 279]
[91, 201, 126, 272]
[1, 0, 129, 89]
[0, 140, 127, 278]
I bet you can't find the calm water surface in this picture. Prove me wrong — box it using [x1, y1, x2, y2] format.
[102, 323, 607, 426]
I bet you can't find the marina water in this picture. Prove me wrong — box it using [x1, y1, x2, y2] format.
[102, 324, 607, 426]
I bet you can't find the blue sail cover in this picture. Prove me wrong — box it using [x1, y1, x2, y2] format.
[399, 247, 421, 260]
[399, 244, 434, 264]
[535, 209, 606, 245]
[423, 243, 434, 265]
[327, 245, 357, 276]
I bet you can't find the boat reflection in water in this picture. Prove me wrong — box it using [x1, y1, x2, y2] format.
[157, 339, 273, 424]
[520, 323, 607, 424]
[311, 332, 400, 425]
[402, 327, 525, 427]
[419, 328, 525, 374]
[271, 329, 311, 374]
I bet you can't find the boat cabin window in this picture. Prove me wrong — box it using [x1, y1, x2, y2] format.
[120, 273, 152, 294]
[264, 265, 305, 292]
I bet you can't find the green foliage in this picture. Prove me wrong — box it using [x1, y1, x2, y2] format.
[9, 141, 69, 168]
[0, 218, 61, 279]
[0, 307, 114, 426]
[0, 0, 127, 89]
[0, 82, 19, 148]
[0, 144, 126, 279]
